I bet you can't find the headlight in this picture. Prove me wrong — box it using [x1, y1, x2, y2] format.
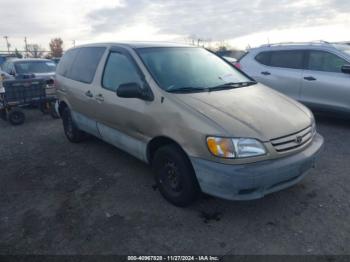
[232, 138, 267, 158]
[206, 137, 266, 159]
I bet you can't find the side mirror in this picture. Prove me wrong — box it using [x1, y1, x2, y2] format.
[341, 65, 350, 74]
[116, 82, 153, 101]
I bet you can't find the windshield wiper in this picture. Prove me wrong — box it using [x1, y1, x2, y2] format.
[208, 81, 257, 91]
[166, 81, 257, 93]
[167, 87, 208, 93]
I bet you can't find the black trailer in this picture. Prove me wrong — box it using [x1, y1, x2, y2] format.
[0, 78, 58, 125]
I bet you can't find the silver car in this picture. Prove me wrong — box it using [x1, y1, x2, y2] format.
[239, 42, 350, 115]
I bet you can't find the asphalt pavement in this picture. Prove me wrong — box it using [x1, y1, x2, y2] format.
[0, 110, 349, 255]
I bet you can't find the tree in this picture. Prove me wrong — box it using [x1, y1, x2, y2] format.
[49, 38, 63, 58]
[14, 48, 23, 58]
[27, 44, 45, 58]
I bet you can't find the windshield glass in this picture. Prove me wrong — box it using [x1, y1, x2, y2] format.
[333, 44, 350, 57]
[137, 47, 251, 92]
[15, 61, 56, 74]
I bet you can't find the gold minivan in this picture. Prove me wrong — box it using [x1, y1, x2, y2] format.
[56, 42, 324, 206]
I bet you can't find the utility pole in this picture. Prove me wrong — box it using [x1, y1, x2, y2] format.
[3, 36, 10, 54]
[72, 40, 75, 47]
[24, 37, 28, 58]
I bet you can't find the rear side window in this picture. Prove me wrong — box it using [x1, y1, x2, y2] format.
[255, 50, 304, 69]
[56, 48, 79, 77]
[255, 52, 270, 65]
[270, 51, 303, 69]
[69, 47, 106, 83]
[307, 51, 347, 73]
[102, 52, 142, 91]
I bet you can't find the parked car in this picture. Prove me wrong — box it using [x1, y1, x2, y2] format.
[1, 58, 57, 97]
[222, 56, 237, 65]
[56, 42, 323, 206]
[0, 69, 14, 94]
[51, 57, 61, 64]
[239, 42, 350, 115]
[0, 69, 13, 80]
[1, 58, 56, 79]
[0, 54, 16, 67]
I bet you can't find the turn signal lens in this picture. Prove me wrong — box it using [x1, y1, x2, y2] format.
[206, 137, 235, 158]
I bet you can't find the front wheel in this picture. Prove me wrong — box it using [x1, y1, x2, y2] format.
[152, 144, 200, 207]
[62, 107, 87, 143]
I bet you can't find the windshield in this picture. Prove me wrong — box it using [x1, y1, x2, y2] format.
[137, 47, 252, 92]
[15, 61, 56, 74]
[333, 44, 350, 57]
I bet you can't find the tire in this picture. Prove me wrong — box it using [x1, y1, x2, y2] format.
[8, 109, 25, 125]
[152, 144, 200, 207]
[62, 107, 87, 143]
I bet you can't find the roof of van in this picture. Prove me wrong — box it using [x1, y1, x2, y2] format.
[71, 42, 193, 49]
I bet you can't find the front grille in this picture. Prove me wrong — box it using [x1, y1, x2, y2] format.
[271, 126, 313, 153]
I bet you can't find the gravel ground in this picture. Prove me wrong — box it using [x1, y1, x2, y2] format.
[0, 109, 349, 255]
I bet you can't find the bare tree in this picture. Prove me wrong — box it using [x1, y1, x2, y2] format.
[27, 44, 45, 58]
[49, 38, 64, 58]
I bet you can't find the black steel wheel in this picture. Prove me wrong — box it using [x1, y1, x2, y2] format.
[152, 144, 200, 207]
[62, 107, 87, 143]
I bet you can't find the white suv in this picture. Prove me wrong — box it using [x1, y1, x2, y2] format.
[239, 42, 350, 115]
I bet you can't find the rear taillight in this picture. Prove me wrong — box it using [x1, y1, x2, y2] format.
[234, 62, 241, 69]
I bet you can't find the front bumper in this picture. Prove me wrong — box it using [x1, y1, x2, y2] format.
[190, 133, 324, 201]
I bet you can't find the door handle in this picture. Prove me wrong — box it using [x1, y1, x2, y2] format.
[85, 90, 93, 97]
[304, 76, 316, 81]
[261, 71, 271, 75]
[95, 93, 104, 102]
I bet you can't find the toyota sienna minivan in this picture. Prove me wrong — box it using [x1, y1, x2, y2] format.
[55, 42, 324, 206]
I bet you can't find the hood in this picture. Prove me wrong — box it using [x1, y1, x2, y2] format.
[172, 83, 312, 141]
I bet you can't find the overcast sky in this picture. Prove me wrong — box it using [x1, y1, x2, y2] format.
[0, 0, 349, 51]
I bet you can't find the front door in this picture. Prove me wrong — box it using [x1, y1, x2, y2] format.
[300, 50, 350, 113]
[253, 50, 304, 100]
[94, 47, 154, 161]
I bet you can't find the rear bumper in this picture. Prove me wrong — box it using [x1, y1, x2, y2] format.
[190, 133, 324, 201]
